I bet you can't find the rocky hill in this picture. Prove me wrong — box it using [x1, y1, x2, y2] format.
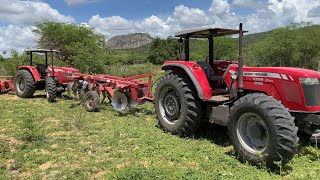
[106, 33, 154, 49]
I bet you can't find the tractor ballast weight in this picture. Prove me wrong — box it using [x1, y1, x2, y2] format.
[155, 23, 320, 167]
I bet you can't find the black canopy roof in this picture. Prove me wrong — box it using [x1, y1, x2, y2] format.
[175, 27, 248, 38]
[25, 49, 60, 53]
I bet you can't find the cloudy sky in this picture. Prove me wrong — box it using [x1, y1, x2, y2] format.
[0, 0, 320, 55]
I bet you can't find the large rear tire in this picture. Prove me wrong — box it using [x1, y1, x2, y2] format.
[154, 73, 203, 135]
[228, 93, 298, 167]
[46, 77, 57, 103]
[14, 70, 35, 98]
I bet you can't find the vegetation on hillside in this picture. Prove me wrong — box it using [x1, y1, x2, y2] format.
[246, 24, 320, 69]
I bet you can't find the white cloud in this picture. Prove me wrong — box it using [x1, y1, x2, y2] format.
[232, 0, 267, 9]
[173, 5, 211, 27]
[88, 15, 174, 38]
[0, 0, 75, 55]
[209, 0, 231, 15]
[245, 0, 320, 32]
[0, 25, 38, 56]
[87, 0, 320, 39]
[64, 0, 98, 6]
[136, 15, 172, 37]
[0, 0, 75, 25]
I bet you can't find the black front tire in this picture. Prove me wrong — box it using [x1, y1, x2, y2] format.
[83, 91, 100, 112]
[46, 77, 57, 103]
[154, 73, 203, 135]
[228, 93, 299, 167]
[14, 70, 35, 98]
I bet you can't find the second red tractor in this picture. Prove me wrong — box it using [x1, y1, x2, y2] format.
[13, 49, 78, 101]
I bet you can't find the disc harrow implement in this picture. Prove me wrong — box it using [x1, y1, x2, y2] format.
[0, 76, 14, 94]
[66, 72, 154, 111]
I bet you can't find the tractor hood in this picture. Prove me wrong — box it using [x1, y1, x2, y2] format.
[230, 65, 320, 78]
[48, 66, 79, 73]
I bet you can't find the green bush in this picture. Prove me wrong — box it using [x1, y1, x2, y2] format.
[106, 63, 160, 77]
[19, 114, 45, 143]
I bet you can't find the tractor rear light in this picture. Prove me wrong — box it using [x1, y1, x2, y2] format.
[300, 78, 319, 85]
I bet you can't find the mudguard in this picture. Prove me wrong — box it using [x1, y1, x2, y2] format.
[18, 66, 41, 82]
[162, 61, 212, 100]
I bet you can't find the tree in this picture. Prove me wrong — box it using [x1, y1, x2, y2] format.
[147, 37, 180, 64]
[33, 21, 108, 73]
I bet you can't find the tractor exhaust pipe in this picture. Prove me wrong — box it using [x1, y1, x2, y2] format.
[238, 23, 244, 93]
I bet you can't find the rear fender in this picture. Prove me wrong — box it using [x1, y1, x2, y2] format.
[18, 66, 41, 82]
[162, 61, 212, 100]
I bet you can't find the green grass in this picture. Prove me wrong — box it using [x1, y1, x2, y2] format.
[0, 91, 320, 179]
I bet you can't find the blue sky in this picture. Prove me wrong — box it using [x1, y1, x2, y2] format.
[45, 0, 212, 22]
[43, 0, 253, 23]
[0, 0, 320, 54]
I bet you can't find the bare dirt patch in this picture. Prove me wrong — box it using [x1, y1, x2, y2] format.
[0, 94, 19, 100]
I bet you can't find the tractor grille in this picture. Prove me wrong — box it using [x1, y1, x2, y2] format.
[302, 82, 320, 106]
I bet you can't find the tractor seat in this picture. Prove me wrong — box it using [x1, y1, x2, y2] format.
[35, 64, 47, 77]
[197, 61, 223, 82]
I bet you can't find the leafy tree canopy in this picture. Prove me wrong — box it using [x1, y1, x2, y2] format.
[33, 21, 108, 73]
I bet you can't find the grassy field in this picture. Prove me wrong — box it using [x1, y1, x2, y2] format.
[0, 91, 320, 179]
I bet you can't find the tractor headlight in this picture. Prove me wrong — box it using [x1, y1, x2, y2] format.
[300, 77, 319, 85]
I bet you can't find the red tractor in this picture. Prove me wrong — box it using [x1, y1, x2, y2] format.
[13, 49, 78, 102]
[155, 23, 320, 167]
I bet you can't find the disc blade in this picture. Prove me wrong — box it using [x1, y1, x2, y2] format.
[111, 91, 128, 110]
[67, 82, 74, 97]
[126, 93, 139, 107]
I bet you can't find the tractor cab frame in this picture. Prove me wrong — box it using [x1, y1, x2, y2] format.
[175, 24, 247, 93]
[24, 49, 60, 79]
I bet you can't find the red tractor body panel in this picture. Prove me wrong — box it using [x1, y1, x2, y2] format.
[18, 66, 79, 84]
[225, 65, 320, 112]
[47, 66, 79, 84]
[0, 78, 14, 94]
[19, 66, 41, 82]
[162, 61, 212, 99]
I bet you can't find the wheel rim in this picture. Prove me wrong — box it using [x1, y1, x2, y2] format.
[236, 112, 269, 154]
[159, 87, 181, 124]
[16, 76, 25, 93]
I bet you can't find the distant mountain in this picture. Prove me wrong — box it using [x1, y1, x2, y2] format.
[106, 33, 154, 49]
